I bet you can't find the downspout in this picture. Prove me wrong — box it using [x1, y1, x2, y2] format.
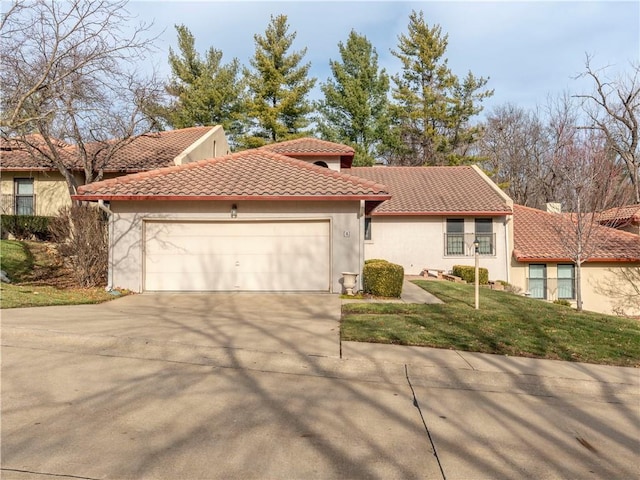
[358, 200, 365, 292]
[97, 200, 114, 291]
[504, 215, 511, 283]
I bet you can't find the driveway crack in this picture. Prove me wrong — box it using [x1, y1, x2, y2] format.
[405, 364, 447, 480]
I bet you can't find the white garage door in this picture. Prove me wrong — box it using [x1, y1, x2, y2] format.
[144, 220, 331, 292]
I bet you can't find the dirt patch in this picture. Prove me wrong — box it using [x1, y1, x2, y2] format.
[17, 241, 78, 289]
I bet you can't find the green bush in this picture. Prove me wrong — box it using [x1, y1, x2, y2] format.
[452, 265, 489, 285]
[364, 258, 387, 264]
[363, 260, 404, 298]
[553, 299, 572, 307]
[1, 215, 52, 241]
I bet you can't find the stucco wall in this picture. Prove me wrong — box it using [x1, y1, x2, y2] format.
[510, 259, 640, 316]
[108, 200, 363, 293]
[364, 215, 512, 281]
[0, 170, 71, 216]
[175, 125, 231, 165]
[287, 155, 342, 172]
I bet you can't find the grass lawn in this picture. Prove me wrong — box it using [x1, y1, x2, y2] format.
[0, 239, 121, 308]
[342, 280, 640, 367]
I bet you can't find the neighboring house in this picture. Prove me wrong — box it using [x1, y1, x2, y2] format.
[347, 165, 514, 281]
[597, 204, 640, 235]
[72, 139, 390, 293]
[511, 204, 640, 316]
[0, 126, 229, 217]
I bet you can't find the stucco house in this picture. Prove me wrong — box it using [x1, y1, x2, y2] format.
[0, 126, 229, 217]
[72, 138, 390, 293]
[71, 137, 516, 293]
[511, 204, 640, 316]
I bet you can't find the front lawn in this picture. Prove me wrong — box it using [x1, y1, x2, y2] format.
[342, 280, 640, 367]
[0, 240, 121, 308]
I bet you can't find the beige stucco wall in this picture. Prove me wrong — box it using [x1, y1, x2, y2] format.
[108, 200, 363, 293]
[364, 215, 512, 281]
[175, 125, 231, 165]
[0, 170, 71, 216]
[510, 259, 640, 317]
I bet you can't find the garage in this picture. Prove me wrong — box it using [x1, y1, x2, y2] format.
[144, 219, 331, 292]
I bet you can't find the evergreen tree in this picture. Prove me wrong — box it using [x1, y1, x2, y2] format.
[162, 25, 243, 141]
[316, 31, 391, 166]
[389, 10, 493, 166]
[242, 14, 316, 147]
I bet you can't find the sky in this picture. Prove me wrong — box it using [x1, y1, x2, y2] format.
[122, 1, 639, 117]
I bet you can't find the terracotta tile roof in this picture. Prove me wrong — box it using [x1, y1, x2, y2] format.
[261, 137, 355, 168]
[74, 149, 390, 202]
[261, 137, 355, 156]
[0, 127, 213, 172]
[513, 204, 640, 262]
[347, 166, 513, 215]
[0, 135, 73, 170]
[597, 204, 640, 225]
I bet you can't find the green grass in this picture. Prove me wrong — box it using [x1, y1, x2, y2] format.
[0, 239, 122, 309]
[342, 280, 640, 367]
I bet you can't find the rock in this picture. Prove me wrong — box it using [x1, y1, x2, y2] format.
[0, 270, 11, 283]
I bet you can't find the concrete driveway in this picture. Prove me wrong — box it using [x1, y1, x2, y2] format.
[2, 294, 638, 479]
[1, 292, 341, 357]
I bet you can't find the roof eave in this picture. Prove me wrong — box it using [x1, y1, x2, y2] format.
[371, 210, 513, 217]
[72, 193, 392, 202]
[513, 255, 640, 263]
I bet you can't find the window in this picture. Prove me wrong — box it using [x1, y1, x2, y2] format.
[475, 218, 493, 255]
[528, 264, 547, 299]
[14, 178, 34, 215]
[446, 219, 464, 255]
[557, 264, 575, 299]
[364, 217, 372, 241]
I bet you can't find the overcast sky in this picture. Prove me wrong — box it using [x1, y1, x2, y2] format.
[130, 1, 638, 117]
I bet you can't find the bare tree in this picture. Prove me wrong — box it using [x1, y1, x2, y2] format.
[0, 0, 163, 201]
[575, 57, 640, 203]
[550, 127, 632, 311]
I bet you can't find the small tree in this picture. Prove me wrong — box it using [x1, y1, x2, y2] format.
[242, 14, 316, 147]
[316, 30, 391, 166]
[549, 128, 631, 311]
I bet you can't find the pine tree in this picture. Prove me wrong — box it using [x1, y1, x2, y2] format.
[242, 14, 316, 147]
[162, 25, 243, 141]
[390, 10, 493, 166]
[316, 31, 391, 166]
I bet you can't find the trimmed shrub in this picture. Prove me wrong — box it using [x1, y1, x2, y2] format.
[1, 215, 52, 240]
[364, 258, 387, 264]
[452, 265, 489, 285]
[553, 299, 572, 307]
[363, 260, 404, 298]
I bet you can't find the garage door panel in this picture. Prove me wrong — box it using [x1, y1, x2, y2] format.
[144, 220, 331, 292]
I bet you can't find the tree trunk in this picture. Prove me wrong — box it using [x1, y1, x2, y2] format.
[575, 261, 583, 311]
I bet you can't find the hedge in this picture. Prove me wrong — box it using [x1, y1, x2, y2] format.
[452, 265, 489, 285]
[363, 259, 404, 298]
[1, 215, 52, 240]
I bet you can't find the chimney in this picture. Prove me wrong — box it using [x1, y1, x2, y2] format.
[546, 202, 562, 213]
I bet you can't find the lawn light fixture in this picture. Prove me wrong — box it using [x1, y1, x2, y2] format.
[474, 238, 480, 310]
[231, 204, 238, 218]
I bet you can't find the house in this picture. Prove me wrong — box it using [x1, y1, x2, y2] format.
[597, 204, 640, 235]
[347, 165, 514, 281]
[510, 204, 640, 316]
[0, 126, 229, 217]
[72, 139, 390, 293]
[71, 135, 519, 293]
